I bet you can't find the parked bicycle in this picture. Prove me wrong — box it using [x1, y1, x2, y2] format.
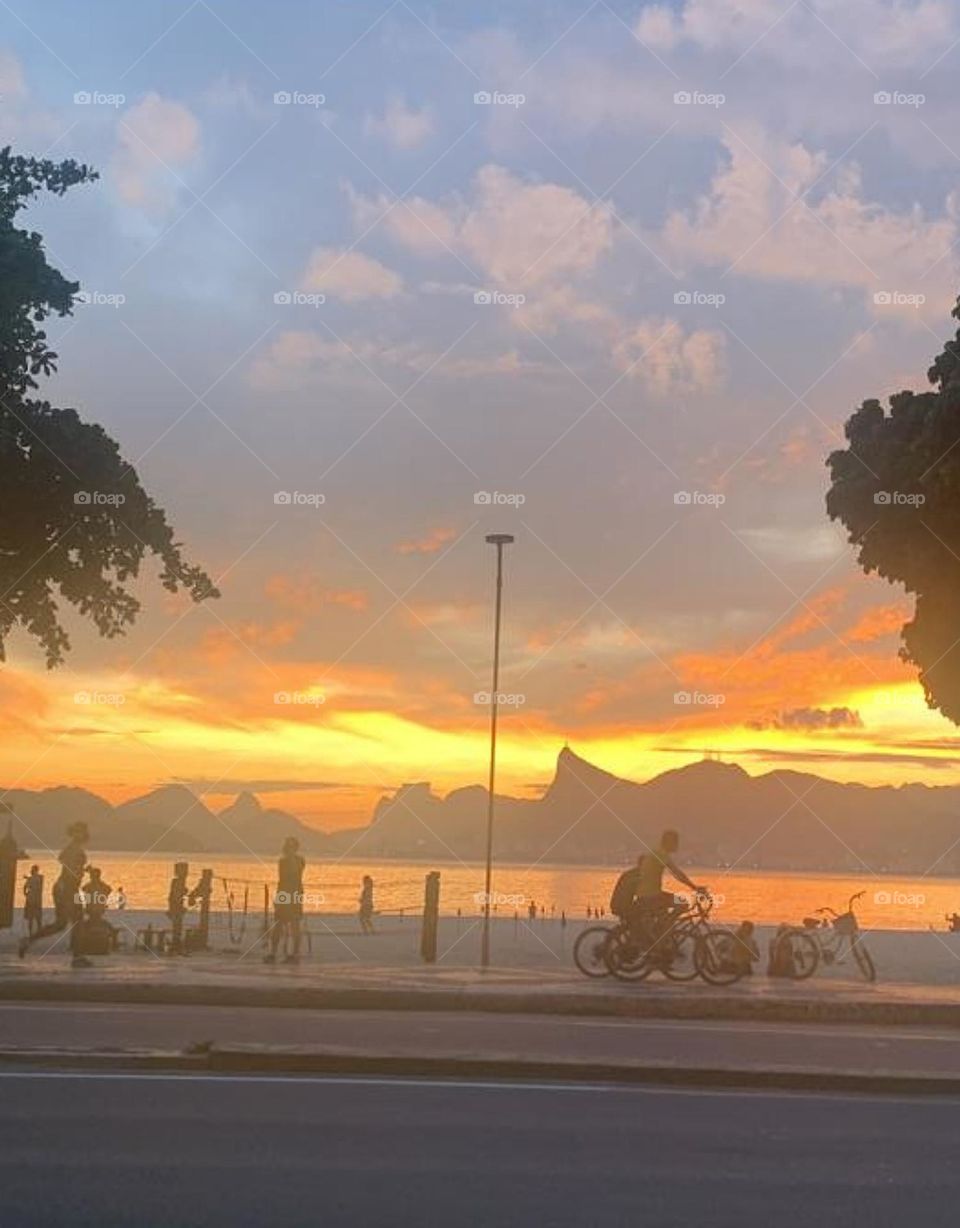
[776, 890, 876, 982]
[602, 892, 748, 986]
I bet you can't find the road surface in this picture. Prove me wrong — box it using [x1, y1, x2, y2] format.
[0, 1069, 958, 1226]
[2, 1001, 960, 1078]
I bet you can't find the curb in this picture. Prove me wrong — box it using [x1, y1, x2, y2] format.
[2, 978, 960, 1027]
[1, 1045, 960, 1096]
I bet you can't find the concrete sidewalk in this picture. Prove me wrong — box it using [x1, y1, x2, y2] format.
[5, 948, 960, 1025]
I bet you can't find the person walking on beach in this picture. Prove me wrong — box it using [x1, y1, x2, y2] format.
[22, 865, 43, 937]
[358, 875, 375, 935]
[265, 836, 305, 965]
[19, 822, 92, 967]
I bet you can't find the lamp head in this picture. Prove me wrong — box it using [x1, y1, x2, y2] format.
[485, 533, 515, 545]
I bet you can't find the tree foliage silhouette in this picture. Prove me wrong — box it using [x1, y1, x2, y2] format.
[0, 146, 217, 666]
[827, 296, 960, 721]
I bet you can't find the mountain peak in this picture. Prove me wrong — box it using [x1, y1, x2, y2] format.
[545, 745, 625, 801]
[220, 791, 263, 820]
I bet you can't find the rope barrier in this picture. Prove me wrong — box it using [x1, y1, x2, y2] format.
[221, 878, 249, 945]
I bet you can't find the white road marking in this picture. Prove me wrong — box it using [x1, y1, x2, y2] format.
[0, 1069, 957, 1105]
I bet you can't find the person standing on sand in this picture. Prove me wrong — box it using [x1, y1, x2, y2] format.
[22, 865, 43, 937]
[265, 836, 305, 965]
[19, 822, 92, 967]
[358, 875, 375, 934]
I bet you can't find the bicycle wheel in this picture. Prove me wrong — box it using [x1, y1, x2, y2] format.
[573, 925, 613, 978]
[694, 928, 744, 986]
[605, 930, 655, 982]
[782, 929, 820, 980]
[662, 928, 698, 981]
[852, 937, 877, 983]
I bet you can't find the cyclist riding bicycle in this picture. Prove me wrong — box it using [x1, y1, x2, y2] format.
[628, 829, 706, 955]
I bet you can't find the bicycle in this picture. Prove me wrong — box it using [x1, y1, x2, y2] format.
[573, 922, 623, 978]
[604, 893, 748, 986]
[786, 890, 876, 982]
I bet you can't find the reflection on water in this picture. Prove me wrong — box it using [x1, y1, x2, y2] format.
[20, 852, 960, 931]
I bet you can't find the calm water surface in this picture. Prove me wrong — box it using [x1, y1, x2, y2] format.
[20, 852, 960, 931]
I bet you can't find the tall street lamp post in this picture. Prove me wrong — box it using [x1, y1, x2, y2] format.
[481, 532, 514, 970]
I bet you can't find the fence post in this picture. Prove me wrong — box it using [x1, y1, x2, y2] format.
[262, 883, 270, 939]
[420, 871, 441, 963]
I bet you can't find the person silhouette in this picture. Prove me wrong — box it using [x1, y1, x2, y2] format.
[22, 865, 43, 937]
[264, 836, 305, 964]
[82, 867, 112, 924]
[19, 822, 91, 966]
[358, 875, 375, 935]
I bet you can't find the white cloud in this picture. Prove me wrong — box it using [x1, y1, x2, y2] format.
[301, 246, 402, 300]
[344, 165, 723, 396]
[634, 0, 953, 67]
[0, 49, 25, 99]
[113, 93, 200, 216]
[612, 318, 727, 395]
[658, 130, 958, 319]
[348, 163, 615, 288]
[363, 96, 435, 149]
[345, 182, 459, 254]
[249, 330, 551, 388]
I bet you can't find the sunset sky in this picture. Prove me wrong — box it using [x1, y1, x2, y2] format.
[3, 0, 960, 829]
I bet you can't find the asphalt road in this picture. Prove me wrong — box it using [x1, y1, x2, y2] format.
[0, 1070, 958, 1226]
[3, 1001, 960, 1078]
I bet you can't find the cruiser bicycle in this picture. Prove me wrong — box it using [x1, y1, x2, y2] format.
[778, 890, 876, 983]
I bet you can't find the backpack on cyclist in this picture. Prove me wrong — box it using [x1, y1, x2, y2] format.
[610, 861, 643, 918]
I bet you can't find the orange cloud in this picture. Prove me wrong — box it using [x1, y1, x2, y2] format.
[395, 526, 456, 555]
[265, 574, 368, 613]
[845, 602, 910, 644]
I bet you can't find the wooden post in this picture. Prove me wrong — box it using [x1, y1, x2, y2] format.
[420, 871, 440, 963]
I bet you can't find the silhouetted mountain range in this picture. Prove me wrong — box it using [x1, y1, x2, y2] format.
[327, 747, 960, 875]
[4, 748, 960, 873]
[2, 784, 322, 858]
